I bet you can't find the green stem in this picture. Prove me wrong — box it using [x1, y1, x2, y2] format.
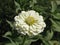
[22, 36, 26, 45]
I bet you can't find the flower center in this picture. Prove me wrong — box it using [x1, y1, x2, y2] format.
[25, 16, 37, 25]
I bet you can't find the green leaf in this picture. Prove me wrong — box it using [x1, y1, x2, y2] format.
[56, 1, 60, 5]
[3, 36, 16, 45]
[50, 18, 60, 32]
[5, 43, 14, 45]
[21, 36, 33, 45]
[43, 40, 52, 45]
[43, 40, 60, 45]
[49, 41, 60, 45]
[44, 30, 53, 40]
[23, 39, 33, 45]
[3, 31, 12, 37]
[51, 1, 57, 13]
[30, 0, 37, 7]
[52, 13, 60, 20]
[23, 37, 38, 45]
[14, 36, 24, 45]
[14, 1, 21, 13]
[20, 35, 39, 45]
[6, 20, 14, 29]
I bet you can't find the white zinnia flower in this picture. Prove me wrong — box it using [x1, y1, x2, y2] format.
[14, 10, 46, 36]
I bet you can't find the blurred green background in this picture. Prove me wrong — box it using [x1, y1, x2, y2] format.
[0, 0, 60, 45]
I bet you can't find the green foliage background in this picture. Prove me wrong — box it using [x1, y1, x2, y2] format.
[0, 0, 60, 45]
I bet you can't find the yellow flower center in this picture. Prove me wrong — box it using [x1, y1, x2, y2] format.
[25, 16, 37, 25]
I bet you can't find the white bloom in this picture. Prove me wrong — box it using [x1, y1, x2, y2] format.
[14, 10, 46, 36]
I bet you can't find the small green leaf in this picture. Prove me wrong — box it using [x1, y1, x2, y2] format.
[49, 41, 60, 45]
[56, 1, 60, 5]
[14, 36, 23, 45]
[3, 31, 12, 37]
[51, 1, 57, 13]
[6, 20, 14, 29]
[23, 39, 32, 45]
[44, 30, 53, 40]
[14, 1, 21, 13]
[50, 18, 60, 32]
[52, 13, 60, 20]
[5, 43, 14, 45]
[23, 37, 38, 45]
[42, 40, 52, 45]
[3, 36, 16, 45]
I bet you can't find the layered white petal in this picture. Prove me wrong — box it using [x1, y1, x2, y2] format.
[14, 10, 46, 36]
